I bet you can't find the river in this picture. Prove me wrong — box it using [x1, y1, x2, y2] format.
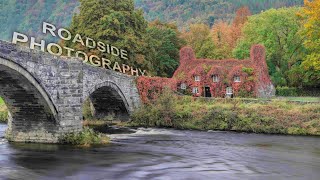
[0, 123, 320, 179]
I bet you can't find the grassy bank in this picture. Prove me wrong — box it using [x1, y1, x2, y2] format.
[275, 96, 320, 103]
[130, 91, 320, 136]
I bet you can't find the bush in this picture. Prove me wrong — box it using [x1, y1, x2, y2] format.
[296, 88, 320, 97]
[59, 127, 110, 146]
[201, 107, 237, 130]
[131, 88, 177, 127]
[276, 87, 320, 97]
[237, 88, 254, 98]
[276, 87, 298, 96]
[242, 67, 254, 75]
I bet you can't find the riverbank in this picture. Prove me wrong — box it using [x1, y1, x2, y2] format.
[130, 91, 320, 136]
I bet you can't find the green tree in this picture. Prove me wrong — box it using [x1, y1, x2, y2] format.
[299, 0, 320, 86]
[64, 0, 151, 72]
[233, 7, 305, 87]
[145, 20, 184, 77]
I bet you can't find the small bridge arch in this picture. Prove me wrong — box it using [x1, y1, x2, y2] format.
[84, 81, 131, 120]
[0, 56, 58, 142]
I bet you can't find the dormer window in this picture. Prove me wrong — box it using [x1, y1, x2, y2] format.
[212, 75, 219, 82]
[234, 76, 241, 82]
[180, 83, 186, 90]
[194, 76, 200, 82]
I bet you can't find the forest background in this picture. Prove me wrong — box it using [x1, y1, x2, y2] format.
[0, 0, 318, 92]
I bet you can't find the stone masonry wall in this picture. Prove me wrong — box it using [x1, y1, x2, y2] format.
[0, 40, 141, 143]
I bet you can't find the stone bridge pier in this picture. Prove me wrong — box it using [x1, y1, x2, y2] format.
[0, 40, 141, 143]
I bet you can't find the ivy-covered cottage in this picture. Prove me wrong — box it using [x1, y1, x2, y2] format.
[137, 44, 275, 103]
[173, 45, 275, 98]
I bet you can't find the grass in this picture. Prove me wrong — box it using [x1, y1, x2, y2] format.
[59, 127, 110, 147]
[130, 90, 320, 136]
[276, 96, 320, 102]
[83, 120, 109, 127]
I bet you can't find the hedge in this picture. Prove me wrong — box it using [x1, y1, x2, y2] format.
[276, 87, 320, 97]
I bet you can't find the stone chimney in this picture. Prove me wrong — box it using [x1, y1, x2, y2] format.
[250, 44, 276, 98]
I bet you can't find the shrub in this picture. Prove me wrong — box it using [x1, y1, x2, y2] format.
[277, 86, 320, 97]
[131, 88, 177, 127]
[242, 67, 254, 75]
[83, 99, 93, 120]
[296, 88, 320, 97]
[276, 87, 298, 96]
[237, 88, 254, 98]
[203, 107, 238, 130]
[288, 127, 308, 135]
[0, 111, 8, 123]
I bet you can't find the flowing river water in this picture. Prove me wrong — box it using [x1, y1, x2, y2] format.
[0, 123, 320, 180]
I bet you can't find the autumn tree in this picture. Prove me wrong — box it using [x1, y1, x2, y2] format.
[181, 7, 250, 60]
[299, 0, 320, 86]
[230, 6, 251, 48]
[210, 21, 233, 59]
[181, 23, 216, 59]
[63, 0, 151, 72]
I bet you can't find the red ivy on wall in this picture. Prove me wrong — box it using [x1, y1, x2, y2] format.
[136, 76, 177, 103]
[137, 45, 273, 103]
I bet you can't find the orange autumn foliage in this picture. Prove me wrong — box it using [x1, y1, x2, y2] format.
[211, 6, 251, 59]
[231, 6, 251, 47]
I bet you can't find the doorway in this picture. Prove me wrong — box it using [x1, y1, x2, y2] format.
[204, 86, 212, 97]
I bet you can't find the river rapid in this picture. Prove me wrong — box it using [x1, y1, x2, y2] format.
[0, 123, 319, 180]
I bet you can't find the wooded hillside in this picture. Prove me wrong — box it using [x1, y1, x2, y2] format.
[0, 0, 79, 41]
[135, 0, 304, 28]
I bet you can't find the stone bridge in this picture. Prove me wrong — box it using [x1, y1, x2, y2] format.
[0, 40, 141, 143]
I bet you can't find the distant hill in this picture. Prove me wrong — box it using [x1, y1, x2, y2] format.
[0, 0, 303, 41]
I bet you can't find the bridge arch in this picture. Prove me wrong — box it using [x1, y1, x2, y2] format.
[0, 57, 58, 140]
[84, 81, 131, 121]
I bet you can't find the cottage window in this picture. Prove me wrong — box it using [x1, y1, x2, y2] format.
[194, 76, 200, 82]
[226, 87, 233, 95]
[234, 76, 241, 82]
[180, 83, 187, 90]
[192, 87, 199, 94]
[212, 75, 219, 82]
